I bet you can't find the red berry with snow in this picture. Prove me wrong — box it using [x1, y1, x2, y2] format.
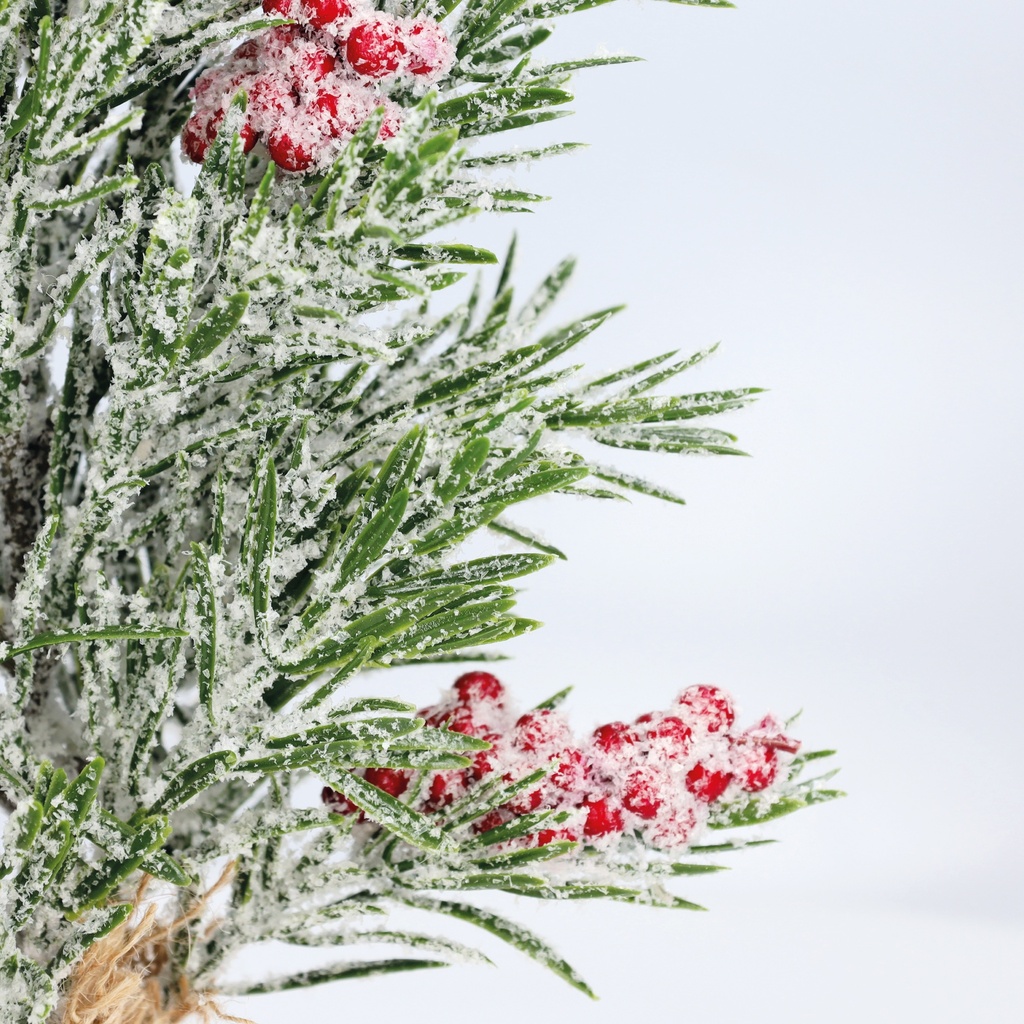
[647, 806, 699, 850]
[638, 713, 693, 758]
[301, 45, 337, 81]
[453, 671, 505, 705]
[262, 0, 296, 16]
[474, 809, 508, 834]
[267, 126, 315, 172]
[404, 19, 453, 77]
[248, 74, 297, 129]
[377, 101, 402, 140]
[685, 762, 733, 803]
[734, 744, 779, 792]
[425, 770, 463, 810]
[550, 746, 586, 792]
[504, 781, 544, 815]
[591, 721, 638, 756]
[300, 0, 351, 29]
[181, 113, 213, 163]
[622, 768, 664, 820]
[321, 785, 358, 815]
[363, 767, 411, 798]
[582, 797, 624, 838]
[536, 827, 581, 847]
[676, 685, 735, 734]
[514, 709, 571, 753]
[346, 19, 406, 79]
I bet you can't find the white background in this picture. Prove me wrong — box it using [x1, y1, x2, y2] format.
[237, 1, 1024, 1020]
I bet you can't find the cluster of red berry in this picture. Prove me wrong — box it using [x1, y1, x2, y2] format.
[322, 672, 800, 851]
[182, 0, 453, 171]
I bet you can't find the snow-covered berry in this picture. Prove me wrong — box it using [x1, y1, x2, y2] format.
[622, 767, 664, 820]
[685, 762, 733, 803]
[591, 721, 638, 756]
[582, 796, 624, 838]
[261, 0, 297, 16]
[453, 670, 505, 705]
[646, 805, 699, 850]
[363, 767, 411, 798]
[267, 125, 315, 172]
[676, 684, 736, 734]
[300, 0, 352, 30]
[377, 100, 403, 140]
[535, 826, 581, 847]
[403, 18, 453, 78]
[321, 785, 358, 815]
[637, 712, 693, 758]
[733, 743, 778, 792]
[346, 19, 406, 79]
[308, 87, 363, 137]
[247, 74, 298, 132]
[514, 709, 571, 753]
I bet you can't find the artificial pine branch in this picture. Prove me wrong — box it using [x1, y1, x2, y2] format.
[0, 0, 837, 1019]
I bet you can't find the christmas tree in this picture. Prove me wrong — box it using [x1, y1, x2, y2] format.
[0, 0, 840, 1019]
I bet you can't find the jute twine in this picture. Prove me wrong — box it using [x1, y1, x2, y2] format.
[60, 864, 255, 1024]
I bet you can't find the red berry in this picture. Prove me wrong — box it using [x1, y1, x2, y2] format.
[641, 714, 693, 757]
[453, 671, 505, 705]
[550, 746, 586, 792]
[321, 785, 358, 815]
[404, 19, 451, 77]
[676, 685, 735, 734]
[591, 722, 637, 756]
[301, 46, 337, 81]
[440, 703, 492, 739]
[647, 806, 698, 849]
[363, 767, 410, 798]
[378, 106, 401, 140]
[300, 0, 351, 29]
[504, 784, 543, 816]
[514, 709, 570, 753]
[622, 768, 663, 820]
[469, 742, 499, 781]
[249, 75, 296, 122]
[263, 25, 305, 54]
[267, 127, 314, 171]
[346, 19, 406, 79]
[425, 771, 458, 809]
[685, 763, 733, 803]
[474, 809, 507, 834]
[535, 827, 580, 847]
[181, 114, 213, 163]
[582, 797, 624, 838]
[262, 0, 296, 16]
[735, 745, 778, 792]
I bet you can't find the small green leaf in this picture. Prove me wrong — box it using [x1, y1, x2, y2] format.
[191, 543, 217, 723]
[401, 896, 595, 998]
[534, 686, 572, 710]
[149, 751, 237, 816]
[394, 243, 498, 265]
[7, 626, 188, 658]
[69, 817, 171, 916]
[226, 959, 448, 995]
[62, 758, 104, 829]
[250, 458, 277, 648]
[179, 292, 249, 362]
[436, 436, 491, 503]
